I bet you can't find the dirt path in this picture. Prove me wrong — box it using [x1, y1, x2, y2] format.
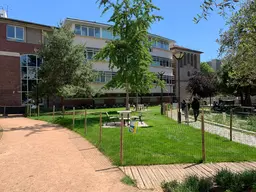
[0, 117, 142, 192]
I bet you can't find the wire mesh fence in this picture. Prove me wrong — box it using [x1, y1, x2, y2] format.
[27, 104, 256, 166]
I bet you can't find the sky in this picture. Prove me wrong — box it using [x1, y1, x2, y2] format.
[0, 0, 233, 62]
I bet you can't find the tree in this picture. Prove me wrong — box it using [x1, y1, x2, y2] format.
[195, 0, 240, 23]
[95, 0, 162, 110]
[187, 72, 218, 105]
[200, 62, 214, 74]
[218, 0, 256, 106]
[37, 25, 95, 106]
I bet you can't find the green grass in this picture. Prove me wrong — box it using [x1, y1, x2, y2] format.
[31, 106, 256, 166]
[121, 176, 136, 187]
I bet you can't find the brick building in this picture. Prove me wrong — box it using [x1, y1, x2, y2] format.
[0, 17, 52, 106]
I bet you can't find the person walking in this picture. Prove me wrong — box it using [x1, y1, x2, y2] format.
[192, 98, 200, 122]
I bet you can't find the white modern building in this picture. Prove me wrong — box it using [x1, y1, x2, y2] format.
[63, 18, 180, 107]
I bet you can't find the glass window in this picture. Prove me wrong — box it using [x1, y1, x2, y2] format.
[22, 80, 27, 91]
[89, 27, 94, 37]
[37, 58, 42, 67]
[16, 27, 24, 40]
[100, 72, 105, 82]
[81, 26, 87, 36]
[74, 24, 81, 35]
[95, 28, 100, 38]
[87, 51, 93, 60]
[105, 72, 112, 82]
[28, 80, 37, 91]
[102, 29, 112, 39]
[21, 67, 27, 79]
[22, 92, 28, 103]
[20, 55, 27, 67]
[27, 67, 37, 80]
[28, 55, 36, 66]
[7, 25, 15, 38]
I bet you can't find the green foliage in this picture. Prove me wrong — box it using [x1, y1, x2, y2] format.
[218, 1, 256, 105]
[37, 25, 95, 99]
[200, 62, 214, 74]
[187, 72, 218, 98]
[121, 176, 136, 187]
[95, 0, 163, 109]
[195, 0, 239, 23]
[161, 176, 213, 192]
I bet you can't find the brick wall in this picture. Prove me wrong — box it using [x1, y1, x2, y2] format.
[0, 56, 21, 106]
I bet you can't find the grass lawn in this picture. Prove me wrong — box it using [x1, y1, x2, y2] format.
[31, 106, 256, 166]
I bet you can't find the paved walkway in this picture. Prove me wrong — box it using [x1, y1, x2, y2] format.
[168, 110, 256, 147]
[0, 117, 141, 192]
[121, 162, 256, 191]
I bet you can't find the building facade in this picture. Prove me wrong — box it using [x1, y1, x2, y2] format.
[0, 16, 203, 107]
[0, 17, 52, 106]
[207, 59, 222, 71]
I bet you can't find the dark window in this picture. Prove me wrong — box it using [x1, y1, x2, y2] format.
[183, 53, 186, 65]
[191, 54, 193, 66]
[188, 71, 190, 77]
[194, 55, 197, 69]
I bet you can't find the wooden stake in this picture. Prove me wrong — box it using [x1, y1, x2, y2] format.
[99, 112, 102, 146]
[53, 105, 55, 120]
[84, 110, 87, 135]
[62, 105, 65, 117]
[230, 109, 233, 141]
[37, 104, 40, 117]
[170, 104, 173, 119]
[120, 113, 124, 165]
[72, 107, 75, 129]
[201, 109, 206, 162]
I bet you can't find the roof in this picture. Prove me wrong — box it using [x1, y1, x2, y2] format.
[65, 17, 176, 43]
[0, 17, 54, 30]
[170, 45, 203, 54]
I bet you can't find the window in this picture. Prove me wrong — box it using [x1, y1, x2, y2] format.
[151, 56, 171, 67]
[194, 55, 197, 69]
[89, 27, 94, 37]
[85, 47, 100, 60]
[102, 29, 113, 39]
[191, 54, 194, 66]
[81, 26, 87, 36]
[7, 25, 24, 41]
[94, 71, 116, 83]
[183, 53, 186, 66]
[188, 71, 190, 77]
[95, 28, 100, 38]
[74, 24, 81, 35]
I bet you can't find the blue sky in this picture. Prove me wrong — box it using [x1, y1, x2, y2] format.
[1, 0, 232, 61]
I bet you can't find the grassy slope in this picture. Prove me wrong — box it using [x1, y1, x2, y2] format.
[32, 107, 256, 166]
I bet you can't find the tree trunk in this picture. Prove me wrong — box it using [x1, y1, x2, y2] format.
[244, 87, 252, 106]
[125, 82, 130, 110]
[136, 93, 139, 111]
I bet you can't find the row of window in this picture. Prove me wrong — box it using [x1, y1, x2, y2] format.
[85, 47, 100, 60]
[179, 53, 198, 69]
[7, 25, 24, 41]
[152, 56, 172, 67]
[149, 37, 169, 50]
[95, 71, 174, 84]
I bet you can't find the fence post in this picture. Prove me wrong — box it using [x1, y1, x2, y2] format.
[201, 109, 206, 162]
[72, 107, 75, 129]
[29, 105, 32, 117]
[170, 104, 173, 119]
[37, 104, 40, 117]
[84, 109, 87, 135]
[99, 112, 102, 146]
[62, 105, 65, 117]
[53, 105, 55, 120]
[120, 113, 124, 165]
[230, 109, 233, 141]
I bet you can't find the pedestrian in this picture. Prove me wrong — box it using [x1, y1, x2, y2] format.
[181, 100, 186, 112]
[192, 98, 200, 122]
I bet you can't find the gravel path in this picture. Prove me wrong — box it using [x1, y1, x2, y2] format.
[0, 117, 143, 192]
[169, 110, 256, 147]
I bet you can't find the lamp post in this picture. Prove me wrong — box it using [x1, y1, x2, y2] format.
[173, 52, 184, 123]
[158, 71, 165, 115]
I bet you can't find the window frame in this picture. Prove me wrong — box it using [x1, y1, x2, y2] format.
[7, 25, 25, 41]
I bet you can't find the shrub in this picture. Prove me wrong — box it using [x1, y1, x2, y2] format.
[215, 169, 235, 190]
[161, 180, 179, 192]
[240, 170, 256, 190]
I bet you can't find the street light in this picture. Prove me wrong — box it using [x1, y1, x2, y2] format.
[158, 71, 165, 115]
[173, 51, 184, 123]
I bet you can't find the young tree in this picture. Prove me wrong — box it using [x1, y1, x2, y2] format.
[200, 62, 214, 74]
[95, 0, 162, 110]
[187, 72, 218, 105]
[37, 25, 95, 106]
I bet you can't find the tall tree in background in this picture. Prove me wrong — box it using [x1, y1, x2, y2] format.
[200, 62, 214, 74]
[37, 25, 95, 106]
[218, 0, 256, 106]
[95, 0, 162, 110]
